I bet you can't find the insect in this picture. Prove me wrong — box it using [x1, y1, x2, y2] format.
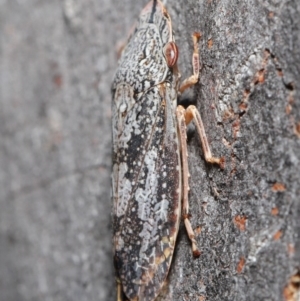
[111, 1, 224, 300]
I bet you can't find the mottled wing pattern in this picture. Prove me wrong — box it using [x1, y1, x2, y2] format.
[112, 1, 181, 300]
[112, 84, 181, 300]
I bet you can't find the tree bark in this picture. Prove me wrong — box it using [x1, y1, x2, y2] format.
[0, 1, 299, 301]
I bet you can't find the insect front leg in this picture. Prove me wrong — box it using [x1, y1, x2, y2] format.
[179, 32, 201, 94]
[178, 30, 224, 168]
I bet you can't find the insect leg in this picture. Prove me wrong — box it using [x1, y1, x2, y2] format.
[178, 31, 224, 168]
[179, 32, 201, 94]
[116, 278, 124, 301]
[182, 104, 225, 168]
[176, 103, 224, 257]
[176, 105, 201, 258]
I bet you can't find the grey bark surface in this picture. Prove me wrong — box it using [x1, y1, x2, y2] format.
[0, 0, 299, 301]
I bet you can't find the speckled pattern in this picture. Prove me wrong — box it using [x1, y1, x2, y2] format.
[112, 1, 182, 300]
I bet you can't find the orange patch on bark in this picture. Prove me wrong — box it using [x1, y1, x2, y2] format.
[207, 39, 213, 49]
[268, 11, 274, 18]
[195, 226, 202, 236]
[272, 183, 286, 192]
[239, 101, 248, 111]
[294, 122, 300, 138]
[234, 215, 247, 231]
[232, 118, 240, 138]
[254, 69, 265, 84]
[53, 74, 63, 88]
[237, 257, 245, 273]
[286, 104, 292, 115]
[273, 230, 282, 241]
[271, 207, 279, 216]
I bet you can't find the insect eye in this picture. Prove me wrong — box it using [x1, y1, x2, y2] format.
[163, 42, 178, 67]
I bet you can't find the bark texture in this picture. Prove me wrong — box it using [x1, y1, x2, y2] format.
[0, 1, 299, 301]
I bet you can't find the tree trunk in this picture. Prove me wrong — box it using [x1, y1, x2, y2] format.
[0, 1, 299, 301]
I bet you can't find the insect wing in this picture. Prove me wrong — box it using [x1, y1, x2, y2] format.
[112, 1, 181, 300]
[112, 82, 181, 301]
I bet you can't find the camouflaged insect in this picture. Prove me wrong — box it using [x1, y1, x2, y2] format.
[111, 1, 224, 300]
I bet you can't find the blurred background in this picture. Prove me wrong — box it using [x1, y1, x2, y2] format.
[0, 1, 149, 300]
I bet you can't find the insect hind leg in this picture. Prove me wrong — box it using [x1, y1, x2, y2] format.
[116, 278, 127, 301]
[176, 105, 224, 258]
[176, 106, 200, 258]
